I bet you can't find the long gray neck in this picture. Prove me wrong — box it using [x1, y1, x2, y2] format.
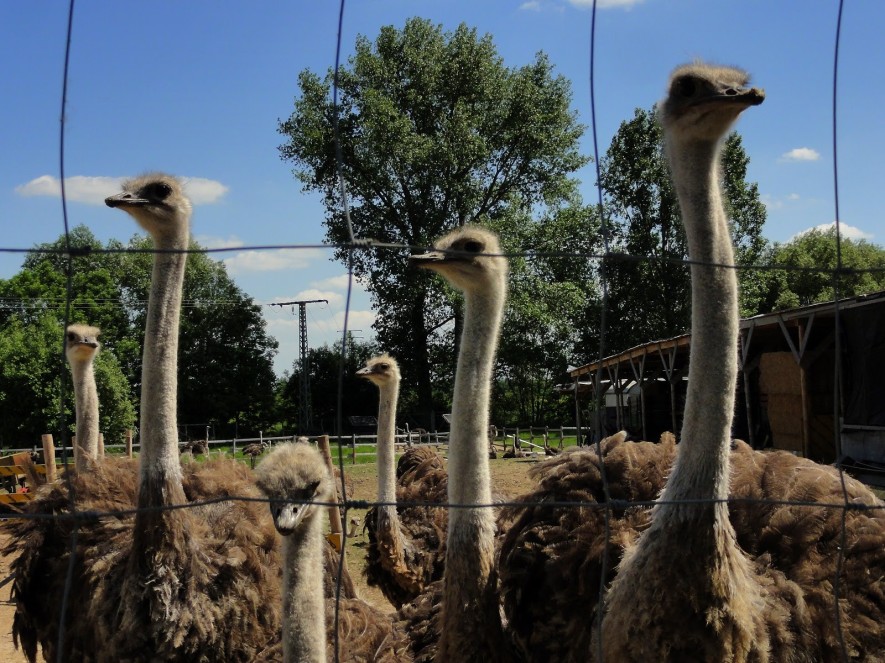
[282, 513, 327, 663]
[72, 360, 99, 470]
[439, 282, 506, 660]
[376, 380, 399, 514]
[138, 242, 188, 505]
[659, 138, 738, 513]
[448, 288, 503, 523]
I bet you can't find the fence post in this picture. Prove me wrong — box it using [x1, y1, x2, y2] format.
[72, 435, 78, 466]
[544, 426, 549, 449]
[98, 432, 105, 457]
[317, 434, 345, 552]
[350, 433, 357, 465]
[42, 434, 56, 483]
[560, 425, 565, 449]
[125, 429, 133, 458]
[515, 427, 521, 450]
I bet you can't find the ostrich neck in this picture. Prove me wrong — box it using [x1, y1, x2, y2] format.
[138, 243, 188, 506]
[439, 281, 506, 661]
[72, 361, 99, 469]
[659, 138, 738, 512]
[377, 380, 399, 514]
[282, 513, 328, 663]
[448, 288, 503, 516]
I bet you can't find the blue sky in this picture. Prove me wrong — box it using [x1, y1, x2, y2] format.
[1, 0, 882, 375]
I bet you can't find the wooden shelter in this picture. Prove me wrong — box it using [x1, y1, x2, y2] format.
[567, 290, 885, 467]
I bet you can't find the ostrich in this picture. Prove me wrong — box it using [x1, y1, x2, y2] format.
[599, 61, 780, 661]
[252, 442, 412, 663]
[5, 174, 282, 662]
[243, 440, 270, 468]
[357, 354, 448, 607]
[498, 64, 885, 663]
[65, 324, 101, 470]
[401, 226, 515, 662]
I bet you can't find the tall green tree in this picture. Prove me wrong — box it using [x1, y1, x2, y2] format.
[599, 106, 767, 352]
[491, 202, 601, 424]
[0, 226, 279, 442]
[0, 312, 135, 448]
[278, 17, 588, 424]
[284, 336, 381, 435]
[758, 227, 885, 311]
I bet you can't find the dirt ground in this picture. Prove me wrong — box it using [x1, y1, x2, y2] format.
[0, 455, 540, 662]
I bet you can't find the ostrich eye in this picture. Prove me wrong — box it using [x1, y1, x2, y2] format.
[67, 332, 76, 341]
[143, 182, 172, 201]
[677, 77, 697, 97]
[378, 363, 389, 370]
[462, 240, 483, 253]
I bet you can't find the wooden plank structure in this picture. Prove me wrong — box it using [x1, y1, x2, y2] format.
[567, 290, 885, 467]
[0, 452, 46, 506]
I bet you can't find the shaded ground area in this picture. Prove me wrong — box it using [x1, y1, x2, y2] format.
[0, 455, 539, 661]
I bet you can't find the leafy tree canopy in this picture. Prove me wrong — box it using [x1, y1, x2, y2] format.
[278, 17, 588, 424]
[758, 227, 885, 311]
[0, 226, 279, 444]
[598, 106, 767, 353]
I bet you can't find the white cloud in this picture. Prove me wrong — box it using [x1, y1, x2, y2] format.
[311, 310, 377, 335]
[195, 234, 244, 249]
[223, 248, 326, 275]
[567, 0, 645, 9]
[792, 222, 874, 242]
[519, 1, 542, 10]
[762, 193, 802, 211]
[779, 147, 820, 162]
[761, 194, 783, 211]
[311, 273, 371, 291]
[15, 174, 228, 205]
[180, 177, 228, 204]
[15, 175, 123, 204]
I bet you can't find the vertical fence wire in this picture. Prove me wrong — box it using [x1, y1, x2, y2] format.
[3, 3, 883, 663]
[830, 1, 850, 660]
[587, 0, 615, 658]
[55, 0, 80, 658]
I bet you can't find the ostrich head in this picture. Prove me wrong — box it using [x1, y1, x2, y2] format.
[104, 173, 192, 239]
[254, 443, 332, 536]
[660, 62, 764, 142]
[409, 225, 508, 294]
[356, 353, 401, 387]
[65, 324, 101, 364]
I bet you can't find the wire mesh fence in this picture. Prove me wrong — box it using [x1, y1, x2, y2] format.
[1, 0, 884, 662]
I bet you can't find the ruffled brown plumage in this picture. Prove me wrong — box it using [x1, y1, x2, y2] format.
[497, 432, 676, 662]
[3, 455, 353, 662]
[251, 598, 412, 662]
[496, 433, 885, 662]
[363, 446, 448, 607]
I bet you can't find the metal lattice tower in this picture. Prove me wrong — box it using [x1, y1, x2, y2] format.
[271, 298, 327, 434]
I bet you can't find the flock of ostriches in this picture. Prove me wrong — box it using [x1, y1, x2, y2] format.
[4, 63, 884, 663]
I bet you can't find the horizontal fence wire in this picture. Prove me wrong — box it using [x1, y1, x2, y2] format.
[0, 1, 879, 662]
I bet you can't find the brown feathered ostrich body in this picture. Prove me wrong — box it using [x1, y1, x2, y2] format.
[65, 323, 102, 470]
[5, 175, 281, 662]
[252, 442, 412, 663]
[499, 64, 885, 663]
[358, 354, 448, 608]
[397, 226, 515, 663]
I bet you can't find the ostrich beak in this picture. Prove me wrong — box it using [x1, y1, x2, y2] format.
[271, 501, 307, 536]
[356, 366, 373, 377]
[409, 249, 448, 269]
[703, 85, 765, 109]
[105, 191, 150, 208]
